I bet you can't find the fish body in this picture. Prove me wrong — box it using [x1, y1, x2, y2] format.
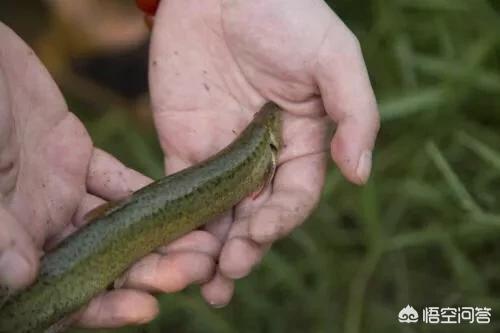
[0, 103, 281, 333]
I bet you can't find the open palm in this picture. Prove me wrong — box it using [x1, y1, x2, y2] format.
[0, 23, 216, 328]
[142, 0, 380, 306]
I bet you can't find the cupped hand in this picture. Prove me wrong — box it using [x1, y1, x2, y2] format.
[146, 0, 380, 307]
[0, 23, 218, 328]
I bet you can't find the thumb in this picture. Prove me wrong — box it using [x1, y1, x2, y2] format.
[0, 205, 39, 291]
[314, 23, 379, 185]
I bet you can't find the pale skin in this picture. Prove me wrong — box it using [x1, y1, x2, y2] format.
[0, 0, 379, 329]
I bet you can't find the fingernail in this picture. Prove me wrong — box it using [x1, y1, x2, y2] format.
[0, 250, 31, 289]
[356, 150, 372, 184]
[114, 274, 127, 289]
[209, 300, 228, 309]
[138, 315, 155, 325]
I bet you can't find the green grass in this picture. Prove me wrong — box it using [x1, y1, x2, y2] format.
[69, 0, 500, 332]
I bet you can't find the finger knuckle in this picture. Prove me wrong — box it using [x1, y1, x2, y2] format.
[369, 106, 381, 135]
[344, 31, 361, 53]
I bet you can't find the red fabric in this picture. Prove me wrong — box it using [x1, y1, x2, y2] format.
[135, 0, 159, 16]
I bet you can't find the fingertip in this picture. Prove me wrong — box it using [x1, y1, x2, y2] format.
[315, 22, 380, 185]
[330, 119, 377, 185]
[158, 230, 222, 257]
[122, 252, 216, 293]
[0, 249, 38, 290]
[248, 208, 286, 244]
[201, 272, 234, 308]
[87, 148, 153, 201]
[219, 237, 262, 279]
[0, 207, 40, 290]
[77, 290, 159, 328]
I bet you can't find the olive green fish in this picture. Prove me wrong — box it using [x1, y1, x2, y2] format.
[0, 102, 281, 333]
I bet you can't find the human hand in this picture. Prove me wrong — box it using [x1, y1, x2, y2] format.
[0, 23, 218, 328]
[145, 0, 380, 307]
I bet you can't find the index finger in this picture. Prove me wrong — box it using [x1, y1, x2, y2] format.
[86, 148, 153, 201]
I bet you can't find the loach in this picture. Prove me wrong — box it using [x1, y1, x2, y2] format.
[0, 102, 282, 333]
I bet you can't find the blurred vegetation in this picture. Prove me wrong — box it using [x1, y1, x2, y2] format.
[4, 0, 500, 332]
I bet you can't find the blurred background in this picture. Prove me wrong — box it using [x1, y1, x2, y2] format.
[1, 0, 500, 332]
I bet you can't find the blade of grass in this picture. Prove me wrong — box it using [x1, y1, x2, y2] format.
[360, 180, 382, 247]
[174, 295, 235, 333]
[426, 141, 482, 214]
[261, 250, 305, 297]
[393, 33, 418, 88]
[344, 245, 384, 333]
[400, 179, 445, 207]
[344, 181, 383, 333]
[387, 228, 442, 251]
[397, 0, 470, 11]
[439, 234, 487, 295]
[379, 87, 448, 121]
[414, 55, 500, 92]
[457, 131, 500, 171]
